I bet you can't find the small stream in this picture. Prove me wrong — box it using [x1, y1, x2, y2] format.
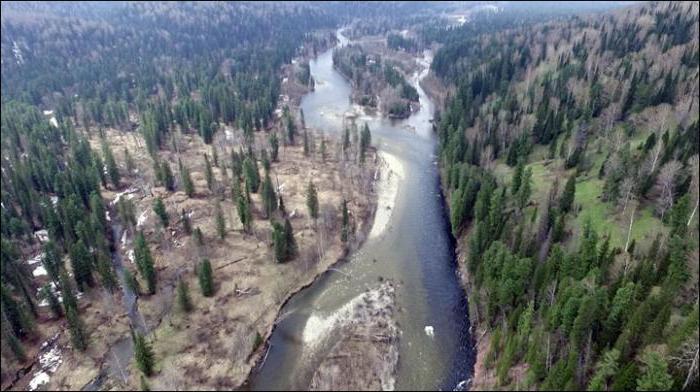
[82, 221, 146, 390]
[249, 30, 475, 390]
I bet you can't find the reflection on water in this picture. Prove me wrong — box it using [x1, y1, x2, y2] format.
[250, 30, 474, 391]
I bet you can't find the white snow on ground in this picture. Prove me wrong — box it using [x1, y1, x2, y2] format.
[28, 337, 62, 391]
[27, 253, 44, 265]
[137, 210, 148, 227]
[50, 196, 59, 206]
[34, 229, 49, 243]
[368, 151, 403, 239]
[110, 187, 138, 206]
[43, 110, 54, 116]
[106, 210, 111, 222]
[33, 265, 47, 277]
[127, 249, 135, 263]
[424, 325, 434, 337]
[225, 129, 234, 141]
[49, 117, 58, 128]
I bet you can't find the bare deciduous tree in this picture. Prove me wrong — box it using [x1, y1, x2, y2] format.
[656, 160, 682, 219]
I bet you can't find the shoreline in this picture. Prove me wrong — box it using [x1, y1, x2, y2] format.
[241, 150, 381, 388]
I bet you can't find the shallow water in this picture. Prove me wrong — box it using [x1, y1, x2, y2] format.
[249, 30, 474, 391]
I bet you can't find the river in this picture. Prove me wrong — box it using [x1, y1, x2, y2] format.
[249, 30, 475, 390]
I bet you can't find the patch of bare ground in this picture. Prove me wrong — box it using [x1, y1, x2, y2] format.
[68, 120, 375, 390]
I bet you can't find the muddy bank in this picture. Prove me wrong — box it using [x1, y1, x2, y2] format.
[308, 282, 399, 391]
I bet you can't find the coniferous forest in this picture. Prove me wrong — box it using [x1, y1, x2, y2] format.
[1, 1, 698, 391]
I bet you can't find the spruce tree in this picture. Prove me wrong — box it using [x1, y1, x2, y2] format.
[560, 174, 576, 213]
[341, 199, 350, 243]
[193, 227, 204, 247]
[198, 258, 214, 297]
[270, 132, 279, 162]
[284, 218, 297, 258]
[243, 157, 260, 193]
[204, 153, 214, 191]
[181, 209, 192, 235]
[1, 321, 25, 361]
[96, 253, 118, 294]
[123, 268, 141, 296]
[306, 181, 319, 223]
[215, 201, 226, 239]
[636, 351, 673, 391]
[103, 140, 120, 188]
[512, 160, 524, 194]
[360, 122, 371, 163]
[153, 197, 169, 227]
[262, 173, 277, 218]
[66, 305, 88, 351]
[181, 164, 195, 198]
[41, 240, 62, 284]
[69, 239, 94, 291]
[517, 167, 533, 210]
[272, 221, 287, 263]
[161, 161, 175, 192]
[40, 283, 63, 318]
[124, 148, 135, 174]
[133, 331, 155, 376]
[237, 190, 253, 233]
[1, 283, 31, 337]
[134, 231, 156, 294]
[176, 278, 193, 313]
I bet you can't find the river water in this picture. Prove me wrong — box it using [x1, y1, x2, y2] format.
[249, 31, 474, 390]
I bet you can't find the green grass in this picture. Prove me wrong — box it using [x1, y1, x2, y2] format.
[573, 177, 665, 249]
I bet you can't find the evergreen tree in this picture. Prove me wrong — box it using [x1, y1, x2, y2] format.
[193, 227, 204, 247]
[69, 239, 94, 291]
[269, 132, 279, 162]
[261, 173, 277, 218]
[1, 320, 25, 361]
[103, 140, 120, 188]
[161, 161, 175, 192]
[96, 253, 118, 294]
[1, 283, 31, 337]
[123, 268, 141, 296]
[40, 283, 63, 318]
[284, 218, 297, 258]
[66, 305, 88, 351]
[360, 122, 372, 163]
[215, 201, 226, 239]
[512, 160, 525, 194]
[341, 199, 350, 243]
[636, 351, 673, 391]
[306, 181, 319, 223]
[124, 148, 135, 174]
[176, 278, 193, 313]
[181, 164, 195, 198]
[204, 153, 214, 191]
[198, 258, 214, 297]
[560, 174, 576, 213]
[303, 129, 310, 157]
[133, 331, 155, 376]
[272, 221, 286, 263]
[237, 189, 253, 233]
[134, 231, 156, 294]
[153, 197, 169, 227]
[243, 157, 260, 193]
[518, 167, 533, 210]
[41, 240, 62, 284]
[181, 209, 192, 235]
